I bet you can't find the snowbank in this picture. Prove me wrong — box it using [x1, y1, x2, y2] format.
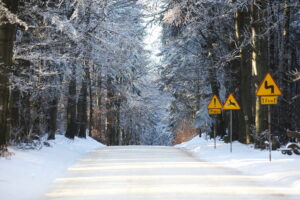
[0, 135, 104, 200]
[176, 136, 300, 199]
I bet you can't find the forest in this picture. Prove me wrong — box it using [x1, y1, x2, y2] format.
[0, 0, 300, 153]
[160, 0, 300, 148]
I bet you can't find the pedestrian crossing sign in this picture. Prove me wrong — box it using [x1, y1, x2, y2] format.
[207, 95, 222, 109]
[256, 73, 282, 96]
[223, 94, 240, 110]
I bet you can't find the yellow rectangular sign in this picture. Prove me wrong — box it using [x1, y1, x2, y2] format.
[261, 96, 278, 105]
[209, 109, 221, 115]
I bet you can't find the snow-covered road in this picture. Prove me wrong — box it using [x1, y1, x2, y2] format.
[45, 146, 288, 200]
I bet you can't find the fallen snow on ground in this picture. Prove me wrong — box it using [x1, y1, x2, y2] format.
[0, 135, 104, 200]
[176, 136, 300, 199]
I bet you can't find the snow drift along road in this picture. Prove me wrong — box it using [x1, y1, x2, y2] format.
[0, 135, 103, 200]
[46, 146, 286, 200]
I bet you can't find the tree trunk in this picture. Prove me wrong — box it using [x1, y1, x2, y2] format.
[94, 71, 103, 140]
[105, 75, 122, 146]
[82, 2, 93, 138]
[106, 76, 115, 145]
[48, 97, 58, 140]
[21, 93, 31, 139]
[10, 88, 20, 139]
[88, 66, 93, 137]
[65, 66, 77, 139]
[77, 79, 87, 138]
[251, 0, 269, 140]
[0, 0, 18, 148]
[236, 5, 253, 144]
[279, 0, 291, 130]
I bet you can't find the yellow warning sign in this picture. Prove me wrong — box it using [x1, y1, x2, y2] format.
[261, 96, 278, 105]
[223, 94, 240, 110]
[209, 109, 221, 115]
[256, 73, 282, 96]
[207, 95, 223, 109]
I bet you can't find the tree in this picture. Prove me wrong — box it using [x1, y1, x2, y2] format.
[160, 0, 300, 147]
[235, 1, 253, 143]
[0, 0, 18, 149]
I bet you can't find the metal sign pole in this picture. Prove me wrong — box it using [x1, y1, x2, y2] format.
[268, 105, 272, 162]
[230, 110, 233, 153]
[214, 117, 216, 149]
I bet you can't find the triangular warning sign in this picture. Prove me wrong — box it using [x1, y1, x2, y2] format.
[223, 94, 240, 110]
[256, 73, 282, 96]
[207, 95, 222, 109]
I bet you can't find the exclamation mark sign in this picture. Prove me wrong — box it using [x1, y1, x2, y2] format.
[214, 98, 216, 107]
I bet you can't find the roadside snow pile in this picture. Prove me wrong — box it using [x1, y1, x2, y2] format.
[176, 136, 300, 199]
[0, 135, 104, 200]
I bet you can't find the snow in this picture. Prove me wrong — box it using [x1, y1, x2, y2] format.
[1, 134, 299, 199]
[46, 146, 291, 200]
[0, 135, 104, 200]
[176, 135, 300, 200]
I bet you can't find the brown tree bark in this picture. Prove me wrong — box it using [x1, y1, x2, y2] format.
[106, 75, 115, 145]
[94, 71, 103, 141]
[251, 0, 269, 141]
[279, 0, 291, 130]
[65, 66, 77, 139]
[88, 66, 93, 137]
[48, 97, 58, 140]
[77, 76, 88, 138]
[236, 5, 253, 144]
[0, 0, 18, 148]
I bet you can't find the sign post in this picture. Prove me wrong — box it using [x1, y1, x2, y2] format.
[207, 95, 223, 149]
[256, 73, 282, 162]
[230, 110, 233, 152]
[268, 105, 271, 161]
[223, 94, 240, 153]
[213, 117, 217, 149]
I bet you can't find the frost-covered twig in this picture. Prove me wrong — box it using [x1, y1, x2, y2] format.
[0, 1, 28, 30]
[287, 69, 300, 82]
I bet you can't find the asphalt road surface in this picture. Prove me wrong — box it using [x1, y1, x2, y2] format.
[45, 146, 287, 200]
